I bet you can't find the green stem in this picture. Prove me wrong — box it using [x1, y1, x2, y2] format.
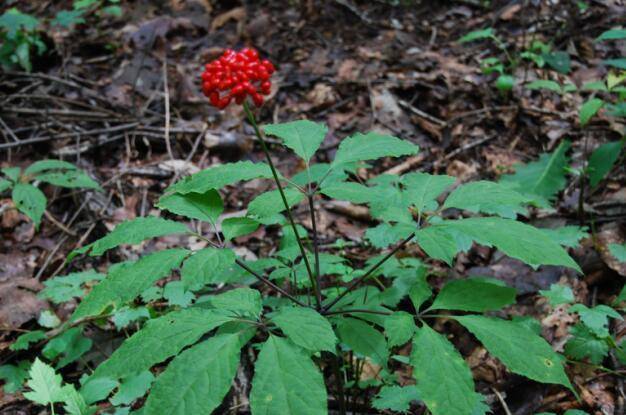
[308, 193, 323, 308]
[243, 101, 321, 309]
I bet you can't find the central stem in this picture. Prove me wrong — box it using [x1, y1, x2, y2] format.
[243, 102, 321, 309]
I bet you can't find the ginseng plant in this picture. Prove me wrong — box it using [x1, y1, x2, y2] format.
[21, 47, 584, 415]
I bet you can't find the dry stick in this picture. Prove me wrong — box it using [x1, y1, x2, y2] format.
[243, 101, 321, 309]
[322, 232, 415, 312]
[162, 57, 175, 161]
[308, 193, 323, 309]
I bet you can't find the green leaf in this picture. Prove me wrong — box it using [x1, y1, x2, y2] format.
[39, 270, 104, 304]
[62, 383, 95, 415]
[291, 163, 347, 187]
[320, 181, 372, 204]
[588, 140, 625, 187]
[332, 132, 418, 166]
[264, 120, 327, 163]
[604, 58, 626, 70]
[0, 8, 39, 38]
[2, 167, 21, 182]
[543, 51, 571, 73]
[495, 74, 515, 92]
[414, 225, 459, 265]
[539, 284, 575, 306]
[596, 28, 626, 41]
[409, 276, 432, 312]
[163, 281, 194, 307]
[166, 161, 274, 195]
[156, 189, 223, 223]
[372, 385, 420, 413]
[458, 28, 494, 43]
[24, 160, 78, 175]
[144, 333, 244, 415]
[181, 248, 236, 290]
[71, 249, 189, 320]
[384, 311, 415, 347]
[0, 178, 12, 193]
[112, 307, 150, 330]
[250, 335, 327, 415]
[35, 170, 100, 189]
[525, 80, 563, 93]
[42, 327, 92, 369]
[335, 317, 388, 366]
[564, 324, 609, 364]
[569, 304, 622, 338]
[110, 371, 154, 406]
[38, 310, 61, 328]
[540, 226, 589, 248]
[422, 217, 581, 271]
[92, 308, 231, 380]
[500, 140, 570, 205]
[12, 183, 46, 226]
[247, 188, 304, 219]
[202, 287, 262, 318]
[366, 222, 415, 249]
[79, 377, 118, 404]
[221, 217, 260, 240]
[10, 330, 46, 351]
[429, 278, 516, 312]
[455, 315, 573, 390]
[410, 325, 481, 415]
[609, 243, 626, 262]
[71, 217, 189, 258]
[580, 98, 605, 127]
[23, 358, 66, 405]
[271, 307, 337, 353]
[402, 172, 455, 213]
[51, 10, 85, 27]
[0, 360, 30, 393]
[443, 180, 530, 218]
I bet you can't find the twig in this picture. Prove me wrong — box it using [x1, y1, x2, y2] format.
[492, 388, 512, 415]
[43, 210, 77, 236]
[398, 99, 446, 126]
[322, 232, 415, 312]
[162, 57, 175, 161]
[323, 308, 392, 317]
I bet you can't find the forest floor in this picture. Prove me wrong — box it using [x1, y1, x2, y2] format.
[1, 1, 625, 414]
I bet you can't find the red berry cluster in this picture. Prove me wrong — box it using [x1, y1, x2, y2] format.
[201, 47, 275, 109]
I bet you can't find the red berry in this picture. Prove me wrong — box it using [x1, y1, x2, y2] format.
[260, 81, 271, 94]
[251, 93, 264, 107]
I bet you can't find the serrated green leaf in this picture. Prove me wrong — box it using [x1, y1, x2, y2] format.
[250, 335, 327, 415]
[38, 310, 61, 328]
[564, 324, 609, 364]
[92, 308, 232, 380]
[596, 28, 626, 41]
[144, 333, 244, 415]
[0, 360, 30, 393]
[402, 172, 455, 213]
[384, 311, 415, 347]
[409, 275, 432, 312]
[456, 315, 573, 390]
[71, 249, 189, 320]
[10, 330, 46, 351]
[264, 120, 327, 163]
[500, 140, 570, 205]
[110, 371, 154, 406]
[181, 247, 236, 290]
[411, 325, 481, 415]
[0, 178, 12, 193]
[79, 377, 118, 404]
[247, 188, 304, 219]
[35, 170, 99, 189]
[12, 183, 46, 226]
[166, 161, 274, 195]
[71, 217, 189, 258]
[0, 8, 39, 38]
[569, 304, 622, 337]
[335, 317, 388, 366]
[588, 140, 625, 187]
[443, 180, 530, 218]
[112, 307, 150, 330]
[580, 98, 604, 126]
[458, 28, 494, 43]
[163, 281, 194, 307]
[372, 385, 420, 413]
[23, 358, 65, 405]
[202, 287, 262, 318]
[221, 217, 260, 240]
[539, 284, 575, 306]
[62, 383, 95, 415]
[39, 270, 104, 304]
[51, 9, 85, 28]
[421, 217, 581, 271]
[414, 225, 458, 264]
[156, 189, 223, 223]
[332, 132, 418, 166]
[271, 307, 337, 353]
[291, 163, 347, 187]
[540, 226, 589, 248]
[42, 327, 92, 369]
[366, 222, 415, 249]
[429, 278, 516, 312]
[320, 181, 372, 204]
